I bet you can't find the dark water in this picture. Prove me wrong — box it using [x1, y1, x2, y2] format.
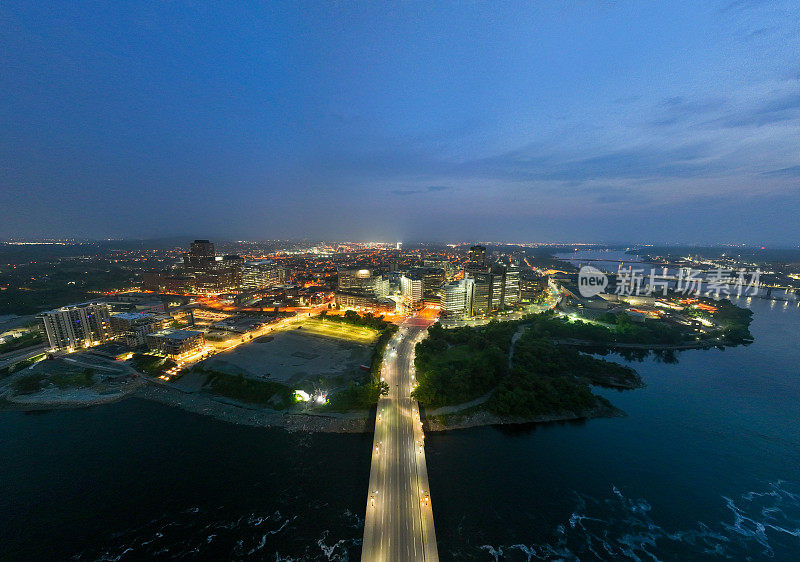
[0, 402, 372, 560]
[424, 253, 800, 560]
[3, 276, 800, 560]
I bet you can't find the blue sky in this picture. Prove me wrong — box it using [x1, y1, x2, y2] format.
[2, 1, 799, 244]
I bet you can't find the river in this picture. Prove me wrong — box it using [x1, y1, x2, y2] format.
[2, 250, 799, 560]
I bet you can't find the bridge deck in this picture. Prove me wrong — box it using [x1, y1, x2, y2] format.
[362, 320, 438, 562]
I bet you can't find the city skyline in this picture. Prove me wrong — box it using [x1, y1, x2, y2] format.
[2, 5, 800, 560]
[3, 2, 800, 243]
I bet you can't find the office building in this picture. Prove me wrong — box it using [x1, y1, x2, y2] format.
[146, 329, 205, 359]
[110, 312, 172, 347]
[500, 264, 520, 306]
[334, 292, 397, 313]
[401, 274, 424, 307]
[442, 277, 474, 319]
[242, 260, 282, 290]
[336, 267, 390, 306]
[520, 272, 547, 302]
[423, 259, 453, 280]
[468, 245, 486, 267]
[37, 302, 114, 351]
[470, 271, 493, 315]
[182, 240, 240, 293]
[407, 267, 445, 297]
[465, 263, 519, 316]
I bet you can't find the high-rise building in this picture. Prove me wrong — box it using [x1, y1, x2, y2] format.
[503, 265, 520, 306]
[490, 267, 505, 310]
[110, 312, 172, 347]
[337, 268, 388, 297]
[406, 266, 445, 297]
[37, 302, 114, 351]
[242, 260, 281, 290]
[442, 278, 474, 319]
[423, 259, 453, 280]
[182, 240, 240, 293]
[184, 240, 216, 268]
[468, 245, 486, 267]
[466, 264, 519, 316]
[400, 274, 424, 307]
[222, 255, 244, 287]
[470, 271, 493, 315]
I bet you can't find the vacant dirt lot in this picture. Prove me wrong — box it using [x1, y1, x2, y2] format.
[199, 328, 373, 385]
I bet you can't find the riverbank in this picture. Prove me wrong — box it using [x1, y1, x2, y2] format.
[0, 376, 145, 410]
[134, 383, 372, 433]
[422, 400, 625, 432]
[1, 379, 627, 434]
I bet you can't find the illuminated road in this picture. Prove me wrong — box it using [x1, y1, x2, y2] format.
[362, 316, 438, 562]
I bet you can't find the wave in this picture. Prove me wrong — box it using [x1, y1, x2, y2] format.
[72, 506, 361, 561]
[472, 480, 800, 561]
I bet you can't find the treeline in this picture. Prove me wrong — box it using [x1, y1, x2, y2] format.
[319, 310, 391, 331]
[531, 310, 685, 345]
[411, 315, 644, 419]
[0, 265, 134, 315]
[412, 322, 517, 407]
[203, 370, 294, 408]
[696, 298, 753, 343]
[325, 378, 389, 411]
[488, 331, 640, 418]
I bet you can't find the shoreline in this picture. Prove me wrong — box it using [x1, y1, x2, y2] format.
[1, 379, 626, 433]
[423, 401, 626, 432]
[0, 378, 145, 411]
[134, 383, 372, 433]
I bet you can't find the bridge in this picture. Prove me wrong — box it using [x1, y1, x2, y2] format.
[362, 316, 438, 562]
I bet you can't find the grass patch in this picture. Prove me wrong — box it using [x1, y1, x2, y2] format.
[0, 353, 46, 377]
[49, 368, 95, 389]
[296, 318, 379, 344]
[322, 323, 396, 412]
[12, 373, 47, 394]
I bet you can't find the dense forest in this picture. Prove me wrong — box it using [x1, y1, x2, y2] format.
[413, 315, 645, 419]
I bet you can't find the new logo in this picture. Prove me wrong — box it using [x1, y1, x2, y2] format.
[578, 265, 608, 297]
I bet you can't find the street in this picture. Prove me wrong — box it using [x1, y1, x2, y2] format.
[361, 316, 438, 562]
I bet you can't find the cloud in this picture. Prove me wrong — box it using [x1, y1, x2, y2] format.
[719, 0, 772, 13]
[710, 90, 800, 128]
[647, 96, 727, 127]
[574, 185, 647, 204]
[470, 143, 716, 184]
[391, 185, 455, 196]
[762, 165, 800, 177]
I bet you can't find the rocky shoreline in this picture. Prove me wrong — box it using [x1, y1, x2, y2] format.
[134, 383, 372, 433]
[423, 401, 626, 432]
[2, 379, 626, 434]
[0, 378, 145, 410]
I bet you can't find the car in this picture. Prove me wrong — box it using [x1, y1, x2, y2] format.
[370, 494, 376, 507]
[420, 492, 430, 506]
